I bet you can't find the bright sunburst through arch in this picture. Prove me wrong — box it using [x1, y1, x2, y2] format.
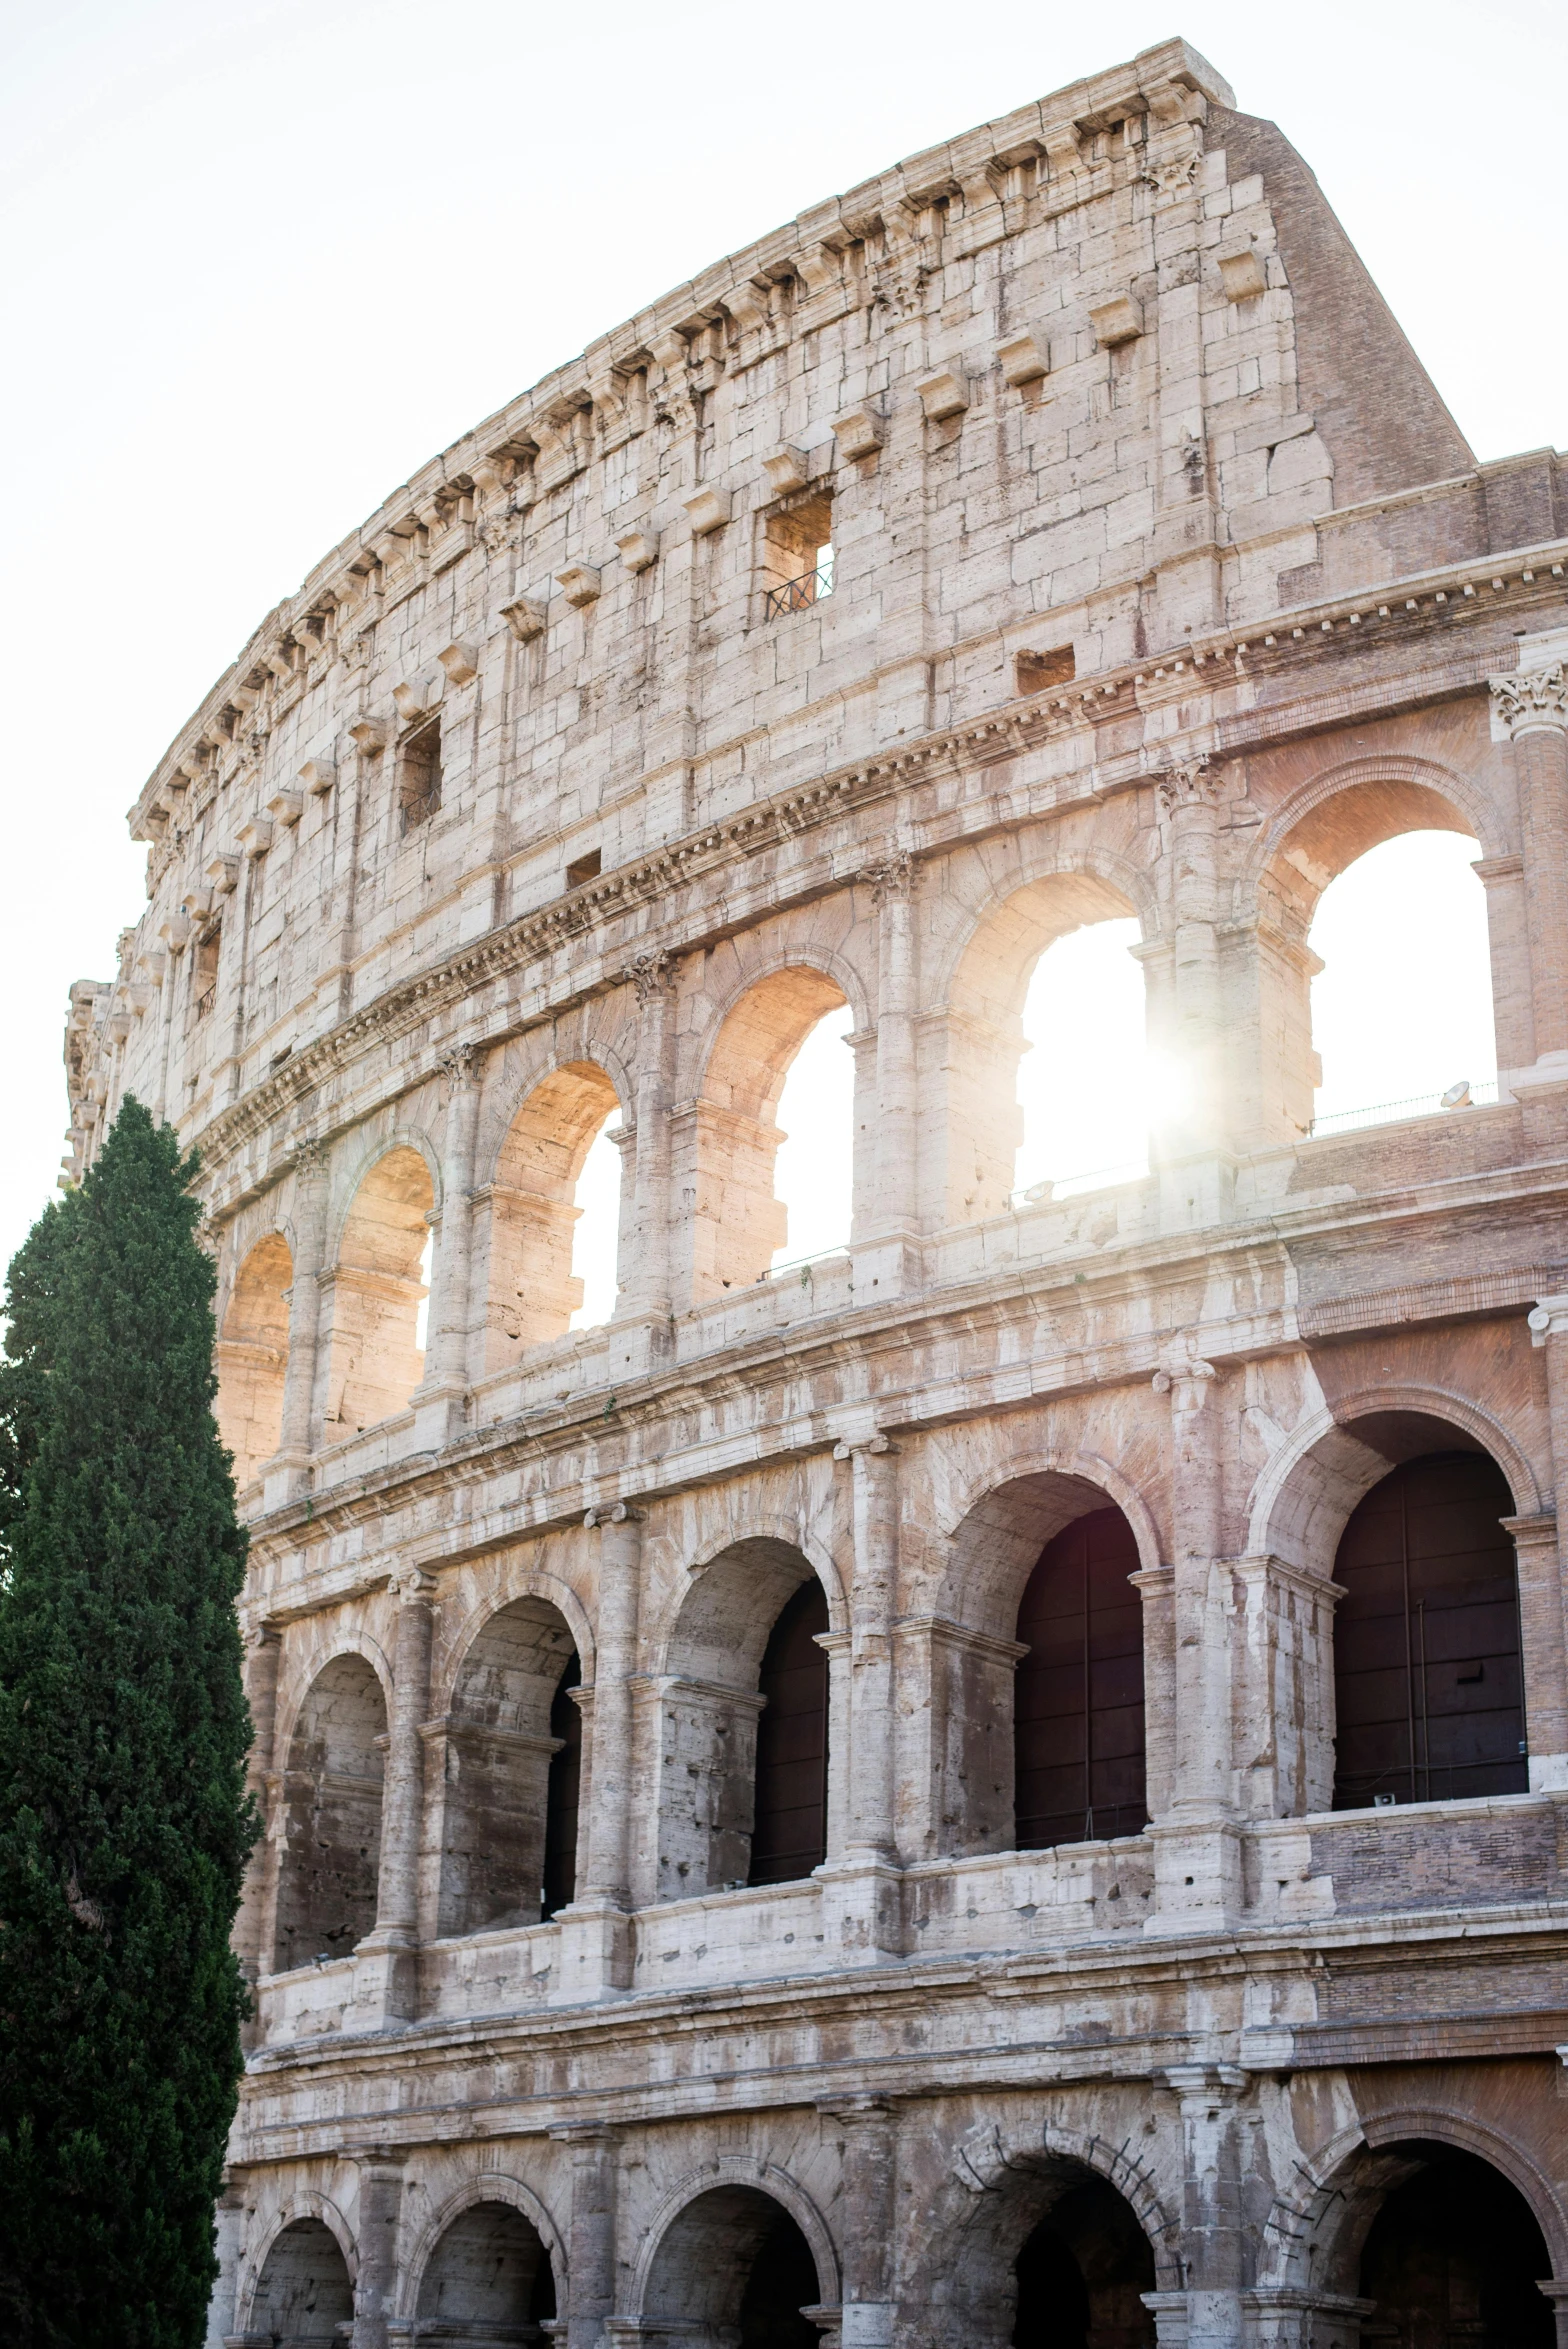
[569, 1111, 623, 1329]
[770, 1004, 854, 1269]
[1014, 918, 1150, 1197]
[1308, 830, 1495, 1127]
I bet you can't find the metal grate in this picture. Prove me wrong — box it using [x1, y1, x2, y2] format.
[764, 552, 834, 618]
[195, 983, 217, 1018]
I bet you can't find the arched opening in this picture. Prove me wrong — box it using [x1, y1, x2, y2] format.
[272, 1654, 387, 1974]
[748, 1579, 830, 1886]
[1012, 2173, 1157, 2349]
[689, 968, 851, 1302]
[438, 1597, 582, 1937]
[1357, 2143, 1552, 2349]
[1257, 778, 1494, 1144]
[1016, 919, 1150, 1198]
[247, 2216, 354, 2348]
[941, 871, 1143, 1228]
[768, 1002, 854, 1269]
[325, 1146, 435, 1435]
[659, 1541, 832, 1898]
[1333, 1447, 1525, 1809]
[643, 2185, 824, 2348]
[1014, 1507, 1147, 1849]
[217, 1231, 292, 1487]
[935, 1470, 1150, 1858]
[1309, 831, 1495, 1134]
[416, 2201, 557, 2339]
[483, 1063, 622, 1365]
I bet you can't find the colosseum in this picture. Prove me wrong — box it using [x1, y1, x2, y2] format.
[62, 32, 1568, 2349]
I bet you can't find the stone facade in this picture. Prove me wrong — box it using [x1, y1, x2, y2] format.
[62, 35, 1568, 2349]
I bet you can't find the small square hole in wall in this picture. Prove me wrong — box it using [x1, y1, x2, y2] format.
[399, 719, 442, 833]
[566, 848, 601, 890]
[1015, 644, 1076, 696]
[761, 490, 834, 618]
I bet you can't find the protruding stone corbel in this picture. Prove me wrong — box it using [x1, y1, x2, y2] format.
[685, 487, 731, 536]
[436, 640, 478, 685]
[348, 719, 387, 754]
[1217, 242, 1267, 302]
[206, 853, 239, 895]
[762, 444, 811, 496]
[266, 790, 304, 829]
[556, 565, 602, 607]
[1090, 294, 1143, 348]
[616, 529, 659, 574]
[500, 594, 548, 642]
[916, 367, 969, 422]
[832, 405, 886, 462]
[998, 325, 1050, 385]
[298, 758, 336, 796]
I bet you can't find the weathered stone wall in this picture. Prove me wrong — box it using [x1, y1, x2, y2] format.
[60, 34, 1568, 2349]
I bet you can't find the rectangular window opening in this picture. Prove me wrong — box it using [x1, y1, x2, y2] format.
[762, 490, 834, 619]
[565, 847, 601, 890]
[399, 719, 442, 834]
[1016, 644, 1076, 696]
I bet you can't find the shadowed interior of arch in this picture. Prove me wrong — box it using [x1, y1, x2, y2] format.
[246, 2215, 354, 2348]
[1331, 1437, 1525, 1809]
[642, 2183, 822, 2348]
[658, 1540, 830, 1898]
[416, 2199, 557, 2338]
[272, 1654, 387, 1974]
[325, 1145, 435, 1434]
[437, 1596, 584, 1935]
[484, 1062, 622, 1364]
[1354, 2142, 1552, 2349]
[1012, 2172, 1157, 2349]
[216, 1230, 292, 1488]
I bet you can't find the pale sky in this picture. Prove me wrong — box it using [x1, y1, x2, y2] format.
[6, 0, 1563, 1296]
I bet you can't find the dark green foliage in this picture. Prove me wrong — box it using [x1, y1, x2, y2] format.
[0, 1098, 255, 2347]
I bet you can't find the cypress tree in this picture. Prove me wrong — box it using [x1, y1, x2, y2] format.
[0, 1096, 255, 2347]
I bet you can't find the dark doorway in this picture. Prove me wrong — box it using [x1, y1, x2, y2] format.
[1013, 2174, 1157, 2349]
[1014, 1507, 1147, 1849]
[738, 2203, 820, 2349]
[1359, 2143, 1552, 2349]
[748, 1579, 829, 1886]
[542, 1650, 582, 1919]
[1333, 1452, 1525, 1808]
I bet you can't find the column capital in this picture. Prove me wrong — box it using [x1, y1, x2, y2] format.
[859, 848, 914, 902]
[387, 1564, 437, 1602]
[1492, 663, 1568, 737]
[438, 1039, 480, 1089]
[291, 1136, 331, 1183]
[1530, 1295, 1568, 1345]
[832, 1432, 899, 1462]
[626, 947, 676, 1002]
[584, 1501, 643, 1528]
[1156, 750, 1223, 813]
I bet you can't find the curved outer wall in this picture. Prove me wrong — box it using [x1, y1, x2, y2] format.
[60, 36, 1568, 2349]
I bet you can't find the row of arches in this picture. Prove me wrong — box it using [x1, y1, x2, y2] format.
[238, 2139, 1558, 2349]
[218, 788, 1504, 1486]
[269, 1425, 1527, 1972]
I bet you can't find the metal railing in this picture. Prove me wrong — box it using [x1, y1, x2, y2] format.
[195, 983, 217, 1019]
[764, 553, 834, 619]
[1309, 1076, 1500, 1139]
[1009, 1160, 1149, 1210]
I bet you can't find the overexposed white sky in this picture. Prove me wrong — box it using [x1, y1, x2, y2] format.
[4, 0, 1564, 1289]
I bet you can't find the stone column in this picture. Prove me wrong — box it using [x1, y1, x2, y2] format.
[1521, 1292, 1568, 1786]
[820, 2098, 895, 2348]
[1152, 756, 1231, 1217]
[853, 852, 920, 1299]
[1149, 1347, 1241, 1929]
[363, 1569, 436, 2017]
[1160, 2066, 1247, 2349]
[233, 1625, 281, 2040]
[415, 1043, 480, 1445]
[821, 1441, 903, 1964]
[556, 1508, 641, 1997]
[1492, 665, 1568, 1065]
[625, 951, 677, 1333]
[868, 853, 916, 1235]
[550, 2123, 618, 2349]
[352, 2153, 405, 2349]
[267, 1141, 329, 1506]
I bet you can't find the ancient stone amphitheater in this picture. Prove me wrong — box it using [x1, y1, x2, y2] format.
[64, 34, 1568, 2349]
